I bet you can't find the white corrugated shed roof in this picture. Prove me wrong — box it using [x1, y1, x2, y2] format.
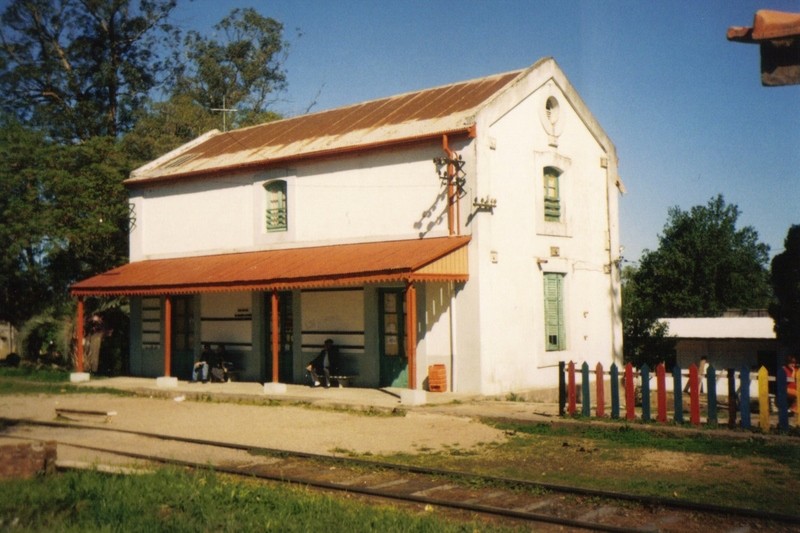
[660, 317, 776, 339]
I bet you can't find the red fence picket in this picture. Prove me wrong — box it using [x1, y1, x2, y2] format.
[595, 362, 605, 418]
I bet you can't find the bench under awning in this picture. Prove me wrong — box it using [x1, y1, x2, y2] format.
[70, 236, 470, 297]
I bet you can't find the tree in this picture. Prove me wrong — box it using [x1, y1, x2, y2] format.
[0, 117, 55, 326]
[0, 116, 131, 327]
[633, 195, 771, 318]
[177, 8, 288, 129]
[0, 3, 293, 363]
[45, 135, 131, 293]
[0, 0, 178, 141]
[621, 265, 676, 368]
[769, 225, 800, 354]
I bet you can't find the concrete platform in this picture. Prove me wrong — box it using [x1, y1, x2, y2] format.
[73, 376, 537, 416]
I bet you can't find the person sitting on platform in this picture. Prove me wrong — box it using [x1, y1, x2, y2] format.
[209, 344, 230, 382]
[192, 343, 213, 383]
[306, 339, 339, 388]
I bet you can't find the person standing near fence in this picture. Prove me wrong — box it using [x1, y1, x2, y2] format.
[683, 356, 708, 394]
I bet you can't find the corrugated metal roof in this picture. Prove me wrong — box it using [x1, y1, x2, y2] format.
[128, 69, 524, 184]
[71, 236, 470, 297]
[660, 317, 776, 340]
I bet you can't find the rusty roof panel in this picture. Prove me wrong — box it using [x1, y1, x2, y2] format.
[71, 236, 471, 296]
[128, 70, 522, 184]
[728, 9, 800, 41]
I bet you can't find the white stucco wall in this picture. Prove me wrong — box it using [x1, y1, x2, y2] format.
[456, 69, 621, 395]
[130, 145, 450, 261]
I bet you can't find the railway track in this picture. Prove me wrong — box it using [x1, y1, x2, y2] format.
[2, 417, 797, 532]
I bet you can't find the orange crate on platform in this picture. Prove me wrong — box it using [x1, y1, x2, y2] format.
[428, 364, 447, 392]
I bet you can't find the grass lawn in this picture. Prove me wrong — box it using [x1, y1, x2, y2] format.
[0, 467, 519, 532]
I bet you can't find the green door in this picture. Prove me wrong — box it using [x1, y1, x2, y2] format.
[379, 289, 407, 387]
[170, 296, 195, 379]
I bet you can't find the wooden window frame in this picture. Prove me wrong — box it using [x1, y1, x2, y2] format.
[543, 166, 561, 222]
[265, 180, 288, 232]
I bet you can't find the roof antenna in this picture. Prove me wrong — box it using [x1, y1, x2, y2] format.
[211, 96, 237, 132]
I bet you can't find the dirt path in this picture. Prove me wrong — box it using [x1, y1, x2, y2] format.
[0, 393, 507, 458]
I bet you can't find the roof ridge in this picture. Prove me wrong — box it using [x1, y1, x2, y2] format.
[227, 67, 528, 135]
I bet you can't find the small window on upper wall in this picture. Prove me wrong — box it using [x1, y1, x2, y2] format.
[265, 180, 287, 232]
[543, 167, 561, 222]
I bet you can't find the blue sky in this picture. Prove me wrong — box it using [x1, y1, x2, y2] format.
[174, 1, 796, 261]
[31, 0, 800, 261]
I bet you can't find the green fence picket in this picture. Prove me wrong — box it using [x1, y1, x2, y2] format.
[740, 366, 751, 429]
[581, 362, 591, 417]
[672, 365, 683, 424]
[610, 363, 619, 419]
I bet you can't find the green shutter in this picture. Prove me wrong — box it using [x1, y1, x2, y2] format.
[544, 168, 561, 222]
[544, 273, 566, 351]
[265, 181, 287, 232]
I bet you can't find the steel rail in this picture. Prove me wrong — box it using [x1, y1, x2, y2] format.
[2, 432, 632, 532]
[2, 416, 798, 528]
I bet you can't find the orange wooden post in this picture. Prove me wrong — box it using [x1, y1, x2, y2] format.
[163, 296, 172, 377]
[656, 363, 667, 423]
[624, 363, 635, 420]
[271, 290, 280, 383]
[595, 362, 605, 418]
[405, 282, 417, 389]
[689, 363, 700, 425]
[567, 361, 576, 415]
[758, 366, 770, 433]
[75, 297, 85, 372]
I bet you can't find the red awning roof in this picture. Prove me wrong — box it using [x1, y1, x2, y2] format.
[71, 236, 470, 297]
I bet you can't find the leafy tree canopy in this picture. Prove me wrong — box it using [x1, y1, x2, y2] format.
[0, 0, 179, 142]
[633, 195, 771, 318]
[176, 7, 288, 130]
[769, 225, 800, 354]
[0, 115, 131, 326]
[0, 2, 292, 336]
[0, 117, 54, 325]
[621, 265, 676, 368]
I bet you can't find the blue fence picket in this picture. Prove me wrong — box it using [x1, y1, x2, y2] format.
[740, 366, 751, 429]
[610, 363, 620, 419]
[727, 369, 736, 429]
[707, 364, 717, 425]
[672, 365, 683, 424]
[641, 364, 651, 422]
[581, 362, 591, 417]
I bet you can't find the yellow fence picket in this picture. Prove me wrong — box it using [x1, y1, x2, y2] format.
[758, 366, 770, 433]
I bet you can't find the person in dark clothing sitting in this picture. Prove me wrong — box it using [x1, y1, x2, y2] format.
[306, 339, 339, 388]
[209, 344, 230, 382]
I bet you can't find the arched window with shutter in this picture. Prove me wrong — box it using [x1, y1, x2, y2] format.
[264, 180, 287, 232]
[543, 166, 561, 222]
